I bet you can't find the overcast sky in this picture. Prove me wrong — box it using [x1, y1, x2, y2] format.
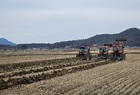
[0, 0, 140, 44]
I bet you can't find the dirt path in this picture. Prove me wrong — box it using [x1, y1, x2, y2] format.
[0, 54, 140, 95]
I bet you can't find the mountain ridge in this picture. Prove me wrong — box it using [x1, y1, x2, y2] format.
[17, 27, 140, 49]
[1, 28, 140, 48]
[0, 38, 16, 46]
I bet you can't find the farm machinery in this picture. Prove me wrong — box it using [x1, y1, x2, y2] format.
[76, 45, 92, 60]
[76, 38, 127, 61]
[109, 39, 127, 61]
[97, 44, 112, 60]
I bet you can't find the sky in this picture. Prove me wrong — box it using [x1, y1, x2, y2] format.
[0, 0, 140, 44]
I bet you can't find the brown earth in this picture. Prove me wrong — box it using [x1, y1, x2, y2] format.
[0, 50, 75, 64]
[0, 49, 140, 95]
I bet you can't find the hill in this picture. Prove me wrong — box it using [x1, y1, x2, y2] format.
[50, 28, 140, 48]
[17, 28, 140, 49]
[85, 28, 140, 46]
[0, 38, 16, 46]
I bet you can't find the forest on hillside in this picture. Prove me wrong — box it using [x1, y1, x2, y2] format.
[17, 28, 140, 49]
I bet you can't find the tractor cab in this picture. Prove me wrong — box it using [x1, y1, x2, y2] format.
[97, 44, 112, 60]
[76, 45, 92, 60]
[99, 46, 109, 55]
[112, 44, 124, 54]
[110, 39, 127, 60]
[78, 46, 90, 55]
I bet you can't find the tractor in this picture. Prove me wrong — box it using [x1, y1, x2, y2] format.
[97, 44, 112, 60]
[76, 45, 92, 60]
[109, 39, 127, 60]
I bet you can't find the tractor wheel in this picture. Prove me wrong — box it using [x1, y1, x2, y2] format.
[86, 57, 90, 61]
[123, 54, 126, 60]
[120, 54, 126, 60]
[86, 54, 91, 61]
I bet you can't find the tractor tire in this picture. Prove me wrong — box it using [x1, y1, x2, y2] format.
[120, 53, 126, 60]
[86, 54, 92, 61]
[123, 54, 126, 60]
[86, 57, 90, 61]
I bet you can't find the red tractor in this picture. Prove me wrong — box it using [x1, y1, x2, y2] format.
[97, 44, 112, 60]
[76, 45, 92, 60]
[110, 39, 127, 60]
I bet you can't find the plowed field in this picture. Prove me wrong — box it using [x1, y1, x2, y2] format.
[0, 49, 140, 95]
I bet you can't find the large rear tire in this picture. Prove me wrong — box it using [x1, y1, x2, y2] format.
[120, 53, 126, 60]
[87, 56, 90, 61]
[86, 54, 92, 61]
[123, 54, 126, 60]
